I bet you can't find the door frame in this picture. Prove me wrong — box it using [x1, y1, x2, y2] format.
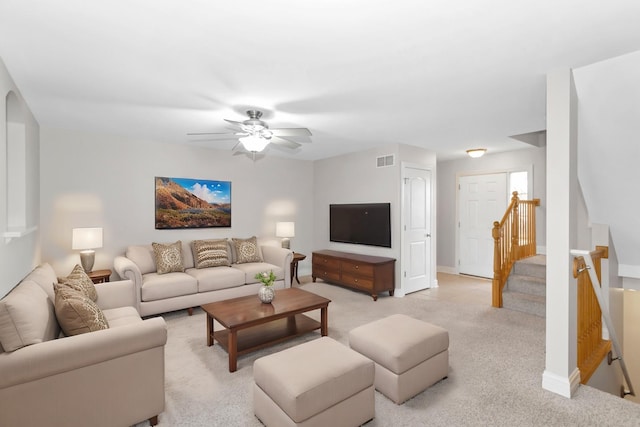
[399, 162, 436, 297]
[455, 165, 533, 275]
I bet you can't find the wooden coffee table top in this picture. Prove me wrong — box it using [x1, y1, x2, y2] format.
[201, 287, 331, 329]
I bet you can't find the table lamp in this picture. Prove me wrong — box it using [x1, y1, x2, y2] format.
[276, 222, 295, 250]
[72, 227, 103, 272]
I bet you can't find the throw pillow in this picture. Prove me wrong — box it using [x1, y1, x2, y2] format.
[0, 281, 58, 352]
[193, 239, 230, 268]
[58, 264, 98, 302]
[232, 236, 263, 264]
[54, 284, 109, 336]
[152, 241, 185, 274]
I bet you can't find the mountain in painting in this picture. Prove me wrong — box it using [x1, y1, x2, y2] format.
[155, 177, 213, 210]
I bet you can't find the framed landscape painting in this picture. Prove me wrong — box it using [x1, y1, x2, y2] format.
[155, 177, 231, 229]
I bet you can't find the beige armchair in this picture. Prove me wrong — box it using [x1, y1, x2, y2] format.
[0, 264, 167, 427]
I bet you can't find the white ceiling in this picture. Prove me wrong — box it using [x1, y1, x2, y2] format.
[1, 0, 640, 161]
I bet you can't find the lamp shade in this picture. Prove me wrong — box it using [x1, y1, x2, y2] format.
[276, 222, 295, 238]
[239, 134, 270, 152]
[72, 227, 103, 250]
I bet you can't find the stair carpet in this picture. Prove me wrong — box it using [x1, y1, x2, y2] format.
[502, 255, 546, 317]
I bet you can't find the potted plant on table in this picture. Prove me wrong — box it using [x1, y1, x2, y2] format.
[255, 270, 276, 303]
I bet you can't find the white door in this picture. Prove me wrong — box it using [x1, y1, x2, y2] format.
[402, 166, 432, 294]
[459, 173, 507, 278]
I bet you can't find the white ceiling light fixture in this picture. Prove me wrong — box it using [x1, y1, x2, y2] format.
[466, 148, 487, 158]
[239, 134, 270, 152]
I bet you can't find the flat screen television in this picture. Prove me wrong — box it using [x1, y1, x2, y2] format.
[330, 203, 391, 248]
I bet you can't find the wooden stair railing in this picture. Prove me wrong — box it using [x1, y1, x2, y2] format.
[492, 191, 540, 308]
[573, 247, 612, 385]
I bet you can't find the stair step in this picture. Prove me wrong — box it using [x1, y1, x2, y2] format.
[513, 255, 546, 279]
[507, 274, 546, 297]
[502, 291, 545, 318]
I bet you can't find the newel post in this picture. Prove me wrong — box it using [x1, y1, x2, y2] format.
[511, 191, 520, 259]
[492, 221, 502, 308]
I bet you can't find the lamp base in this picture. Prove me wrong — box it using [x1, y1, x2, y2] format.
[79, 250, 95, 273]
[281, 238, 291, 250]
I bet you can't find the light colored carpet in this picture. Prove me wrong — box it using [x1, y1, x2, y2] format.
[136, 274, 640, 426]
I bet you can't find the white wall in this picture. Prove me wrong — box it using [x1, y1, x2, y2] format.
[0, 58, 40, 297]
[542, 68, 580, 398]
[313, 143, 436, 291]
[39, 128, 314, 277]
[436, 146, 546, 270]
[573, 50, 640, 280]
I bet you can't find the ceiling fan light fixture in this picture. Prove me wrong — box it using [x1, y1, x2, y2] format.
[466, 148, 487, 158]
[239, 134, 270, 152]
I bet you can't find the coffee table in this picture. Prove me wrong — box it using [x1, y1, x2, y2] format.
[202, 287, 331, 372]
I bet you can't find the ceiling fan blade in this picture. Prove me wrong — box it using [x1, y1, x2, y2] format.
[187, 132, 234, 136]
[270, 136, 302, 149]
[224, 119, 244, 126]
[270, 128, 312, 137]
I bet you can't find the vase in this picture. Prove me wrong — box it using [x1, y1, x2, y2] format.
[258, 285, 275, 304]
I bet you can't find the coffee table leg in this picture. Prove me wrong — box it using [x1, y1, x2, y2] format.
[321, 306, 328, 336]
[206, 313, 214, 346]
[228, 329, 238, 372]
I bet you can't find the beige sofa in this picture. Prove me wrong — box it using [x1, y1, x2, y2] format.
[0, 263, 167, 427]
[114, 239, 293, 317]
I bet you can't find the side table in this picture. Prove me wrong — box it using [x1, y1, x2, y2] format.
[291, 253, 306, 285]
[88, 269, 112, 284]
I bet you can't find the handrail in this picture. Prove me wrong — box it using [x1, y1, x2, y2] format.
[492, 192, 540, 307]
[571, 248, 635, 398]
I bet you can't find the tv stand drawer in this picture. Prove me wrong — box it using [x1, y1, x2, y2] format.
[341, 273, 374, 290]
[341, 261, 374, 277]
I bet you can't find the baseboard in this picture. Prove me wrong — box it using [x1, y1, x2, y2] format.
[542, 367, 581, 398]
[537, 246, 546, 255]
[437, 265, 457, 275]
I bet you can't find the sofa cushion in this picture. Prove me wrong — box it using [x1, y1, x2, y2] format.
[54, 285, 109, 336]
[152, 241, 185, 274]
[58, 264, 98, 302]
[141, 272, 198, 302]
[192, 239, 230, 268]
[0, 280, 60, 352]
[22, 263, 58, 301]
[126, 245, 156, 275]
[102, 306, 142, 328]
[232, 236, 263, 264]
[186, 266, 246, 292]
[232, 262, 284, 285]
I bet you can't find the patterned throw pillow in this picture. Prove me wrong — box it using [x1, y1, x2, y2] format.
[58, 264, 98, 302]
[54, 284, 109, 336]
[193, 239, 230, 268]
[152, 241, 185, 274]
[232, 236, 263, 264]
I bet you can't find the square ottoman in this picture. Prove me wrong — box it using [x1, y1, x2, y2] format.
[349, 314, 449, 404]
[253, 337, 375, 427]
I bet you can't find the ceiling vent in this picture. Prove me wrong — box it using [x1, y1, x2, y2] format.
[376, 154, 395, 168]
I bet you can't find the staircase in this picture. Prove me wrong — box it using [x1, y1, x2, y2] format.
[502, 255, 546, 317]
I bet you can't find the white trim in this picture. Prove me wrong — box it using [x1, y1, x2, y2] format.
[619, 264, 640, 279]
[437, 265, 457, 275]
[542, 368, 581, 398]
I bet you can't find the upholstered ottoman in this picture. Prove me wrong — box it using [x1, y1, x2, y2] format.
[253, 337, 375, 427]
[349, 314, 449, 404]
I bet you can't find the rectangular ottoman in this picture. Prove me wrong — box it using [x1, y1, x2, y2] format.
[349, 314, 449, 404]
[253, 337, 375, 427]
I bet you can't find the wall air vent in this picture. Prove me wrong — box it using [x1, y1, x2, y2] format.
[376, 154, 395, 168]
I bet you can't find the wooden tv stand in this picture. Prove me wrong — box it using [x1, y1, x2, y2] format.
[312, 250, 395, 301]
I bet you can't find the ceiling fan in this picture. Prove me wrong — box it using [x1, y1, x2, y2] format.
[188, 110, 312, 154]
